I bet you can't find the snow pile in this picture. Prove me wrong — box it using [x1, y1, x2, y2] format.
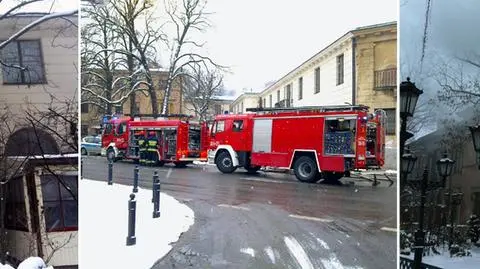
[80, 179, 195, 269]
[405, 247, 480, 268]
[1, 257, 53, 269]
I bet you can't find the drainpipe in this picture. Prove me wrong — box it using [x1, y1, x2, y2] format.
[351, 37, 357, 105]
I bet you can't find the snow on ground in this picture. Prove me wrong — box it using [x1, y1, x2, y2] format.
[1, 257, 53, 269]
[80, 179, 195, 269]
[404, 247, 480, 268]
[0, 264, 14, 269]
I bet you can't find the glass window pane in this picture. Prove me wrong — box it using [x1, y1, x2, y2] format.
[63, 200, 78, 228]
[60, 175, 78, 200]
[41, 175, 60, 201]
[43, 201, 62, 231]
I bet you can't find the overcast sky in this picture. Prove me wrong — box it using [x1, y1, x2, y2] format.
[155, 0, 397, 97]
[0, 0, 77, 13]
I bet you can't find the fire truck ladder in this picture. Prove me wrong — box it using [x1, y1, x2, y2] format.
[125, 113, 194, 121]
[246, 104, 370, 113]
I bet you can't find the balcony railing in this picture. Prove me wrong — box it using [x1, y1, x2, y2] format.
[374, 68, 397, 90]
[274, 99, 293, 108]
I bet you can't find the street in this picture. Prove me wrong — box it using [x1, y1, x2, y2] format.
[82, 156, 397, 269]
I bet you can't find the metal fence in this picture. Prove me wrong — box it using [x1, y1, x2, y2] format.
[400, 257, 443, 269]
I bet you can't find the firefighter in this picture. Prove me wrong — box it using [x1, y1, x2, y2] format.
[137, 131, 147, 165]
[146, 131, 159, 166]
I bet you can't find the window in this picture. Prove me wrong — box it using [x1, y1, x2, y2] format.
[41, 174, 78, 232]
[5, 177, 28, 231]
[286, 84, 291, 107]
[115, 105, 123, 114]
[336, 54, 344, 85]
[233, 120, 244, 132]
[269, 95, 272, 107]
[81, 103, 89, 113]
[473, 192, 480, 216]
[1, 40, 45, 84]
[104, 123, 113, 134]
[383, 108, 396, 135]
[81, 125, 88, 137]
[277, 90, 280, 102]
[214, 120, 225, 133]
[214, 104, 222, 115]
[169, 103, 175, 113]
[117, 123, 127, 135]
[298, 77, 303, 100]
[134, 101, 141, 114]
[314, 67, 320, 93]
[263, 98, 266, 108]
[240, 102, 243, 113]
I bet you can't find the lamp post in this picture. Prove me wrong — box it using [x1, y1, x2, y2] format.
[401, 148, 417, 231]
[436, 152, 455, 248]
[411, 168, 428, 269]
[444, 190, 464, 247]
[400, 78, 423, 190]
[469, 125, 480, 169]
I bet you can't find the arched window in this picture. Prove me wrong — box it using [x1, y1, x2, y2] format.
[5, 127, 59, 156]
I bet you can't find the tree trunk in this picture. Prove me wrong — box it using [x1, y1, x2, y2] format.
[127, 38, 136, 115]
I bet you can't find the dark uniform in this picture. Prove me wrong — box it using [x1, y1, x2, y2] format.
[138, 132, 147, 165]
[146, 131, 159, 166]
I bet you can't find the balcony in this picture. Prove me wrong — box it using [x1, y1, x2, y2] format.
[274, 99, 293, 108]
[374, 68, 397, 90]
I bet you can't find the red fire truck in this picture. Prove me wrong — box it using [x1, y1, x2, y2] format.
[207, 105, 386, 183]
[101, 114, 209, 166]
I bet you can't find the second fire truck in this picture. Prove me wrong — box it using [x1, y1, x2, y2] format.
[207, 105, 386, 183]
[101, 114, 209, 166]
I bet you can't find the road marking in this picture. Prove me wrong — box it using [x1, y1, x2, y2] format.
[321, 253, 364, 269]
[217, 204, 250, 211]
[240, 248, 255, 257]
[264, 246, 276, 264]
[315, 238, 330, 250]
[166, 168, 173, 178]
[289, 214, 334, 223]
[240, 177, 289, 184]
[380, 227, 397, 232]
[284, 236, 314, 269]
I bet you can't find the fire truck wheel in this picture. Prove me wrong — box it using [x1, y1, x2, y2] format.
[245, 166, 261, 174]
[322, 172, 343, 184]
[294, 156, 319, 183]
[216, 151, 237, 173]
[175, 162, 187, 168]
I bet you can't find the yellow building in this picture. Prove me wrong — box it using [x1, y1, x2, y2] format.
[353, 22, 397, 142]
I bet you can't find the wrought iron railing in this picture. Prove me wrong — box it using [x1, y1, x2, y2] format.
[274, 99, 293, 108]
[400, 256, 443, 269]
[374, 68, 397, 90]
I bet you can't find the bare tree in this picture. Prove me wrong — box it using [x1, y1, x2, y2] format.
[183, 64, 224, 121]
[161, 0, 225, 115]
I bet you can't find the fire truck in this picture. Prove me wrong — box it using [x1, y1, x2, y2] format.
[207, 105, 386, 183]
[101, 114, 209, 166]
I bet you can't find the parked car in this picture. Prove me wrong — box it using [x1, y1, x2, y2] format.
[81, 136, 102, 156]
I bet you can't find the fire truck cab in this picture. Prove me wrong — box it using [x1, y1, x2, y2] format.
[207, 105, 386, 183]
[101, 114, 208, 166]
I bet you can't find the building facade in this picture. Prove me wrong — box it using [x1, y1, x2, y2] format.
[230, 92, 261, 114]
[80, 70, 183, 136]
[183, 97, 232, 120]
[0, 15, 78, 268]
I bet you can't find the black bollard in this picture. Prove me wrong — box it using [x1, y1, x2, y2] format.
[133, 166, 139, 193]
[107, 160, 113, 185]
[152, 171, 159, 203]
[153, 175, 161, 218]
[126, 193, 137, 246]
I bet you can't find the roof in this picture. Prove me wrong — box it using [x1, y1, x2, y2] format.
[258, 21, 397, 96]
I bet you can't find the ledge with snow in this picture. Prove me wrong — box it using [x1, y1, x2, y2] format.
[79, 179, 195, 269]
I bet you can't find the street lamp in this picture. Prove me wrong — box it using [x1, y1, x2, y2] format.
[400, 78, 423, 189]
[436, 152, 456, 249]
[469, 125, 480, 169]
[401, 147, 418, 187]
[436, 152, 455, 188]
[444, 190, 464, 247]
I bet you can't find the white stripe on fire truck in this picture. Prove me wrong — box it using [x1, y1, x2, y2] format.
[289, 214, 334, 223]
[217, 204, 250, 211]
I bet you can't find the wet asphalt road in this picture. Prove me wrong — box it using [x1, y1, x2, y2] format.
[82, 156, 397, 269]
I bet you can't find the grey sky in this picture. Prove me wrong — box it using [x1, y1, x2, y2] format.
[156, 0, 397, 97]
[0, 0, 77, 13]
